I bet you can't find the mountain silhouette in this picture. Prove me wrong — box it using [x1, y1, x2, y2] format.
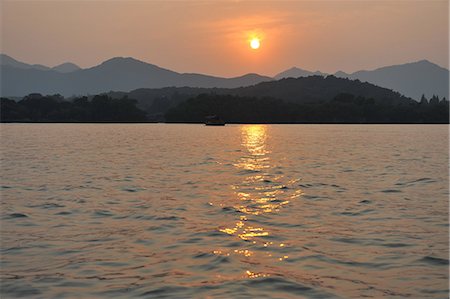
[0, 54, 50, 71]
[1, 54, 448, 100]
[274, 67, 327, 80]
[52, 62, 81, 73]
[106, 75, 414, 117]
[0, 55, 272, 97]
[334, 60, 449, 100]
[276, 60, 449, 100]
[230, 75, 412, 105]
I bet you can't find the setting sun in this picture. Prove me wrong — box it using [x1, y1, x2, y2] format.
[250, 37, 260, 49]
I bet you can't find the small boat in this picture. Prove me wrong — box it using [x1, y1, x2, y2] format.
[205, 115, 225, 126]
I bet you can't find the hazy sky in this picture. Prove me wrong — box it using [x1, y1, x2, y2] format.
[1, 0, 448, 77]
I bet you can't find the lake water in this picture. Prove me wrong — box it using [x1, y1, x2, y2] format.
[1, 124, 448, 298]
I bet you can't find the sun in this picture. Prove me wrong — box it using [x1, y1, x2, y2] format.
[250, 37, 260, 50]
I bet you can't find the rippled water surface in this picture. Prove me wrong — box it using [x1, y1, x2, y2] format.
[1, 124, 448, 298]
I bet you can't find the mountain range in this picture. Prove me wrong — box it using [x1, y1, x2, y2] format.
[1, 54, 82, 73]
[1, 54, 448, 100]
[275, 61, 449, 100]
[0, 54, 271, 97]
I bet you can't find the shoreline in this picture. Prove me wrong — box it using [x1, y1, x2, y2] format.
[1, 121, 449, 125]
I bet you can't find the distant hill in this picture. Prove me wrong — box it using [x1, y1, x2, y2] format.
[107, 75, 415, 116]
[52, 62, 81, 73]
[276, 60, 449, 100]
[231, 75, 412, 105]
[0, 54, 81, 74]
[0, 55, 272, 97]
[0, 54, 50, 71]
[274, 67, 327, 80]
[334, 60, 449, 100]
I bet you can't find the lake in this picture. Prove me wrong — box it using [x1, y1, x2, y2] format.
[1, 124, 448, 298]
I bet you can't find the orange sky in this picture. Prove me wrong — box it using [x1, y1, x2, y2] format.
[1, 1, 448, 77]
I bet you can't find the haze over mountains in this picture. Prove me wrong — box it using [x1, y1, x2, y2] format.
[1, 54, 448, 100]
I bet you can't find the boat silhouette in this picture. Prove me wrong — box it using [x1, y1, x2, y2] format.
[205, 115, 225, 126]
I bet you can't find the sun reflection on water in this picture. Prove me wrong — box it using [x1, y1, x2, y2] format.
[233, 125, 270, 171]
[241, 125, 269, 156]
[216, 125, 302, 272]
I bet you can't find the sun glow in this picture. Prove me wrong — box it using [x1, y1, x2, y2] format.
[250, 37, 260, 49]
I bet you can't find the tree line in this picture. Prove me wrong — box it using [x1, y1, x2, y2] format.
[1, 94, 147, 122]
[165, 93, 449, 124]
[1, 92, 448, 123]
